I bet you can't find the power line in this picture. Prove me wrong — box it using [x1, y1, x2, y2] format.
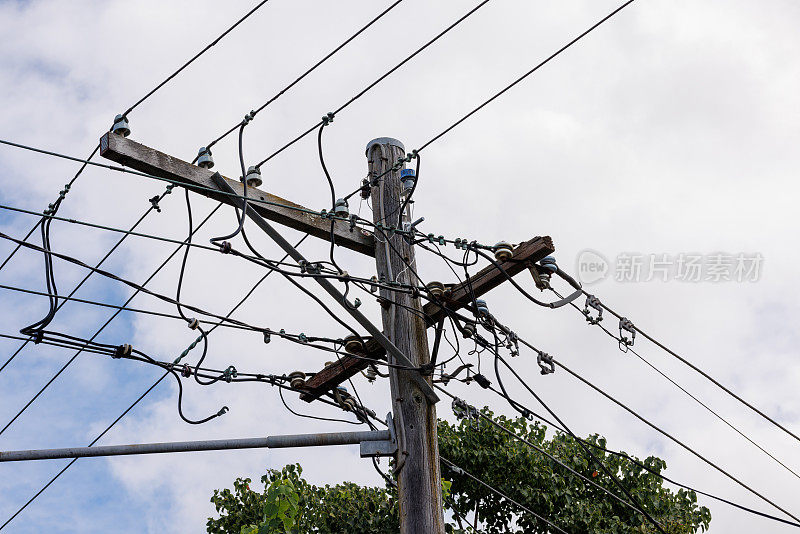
[0, 234, 312, 529]
[440, 382, 800, 530]
[0, 144, 99, 275]
[253, 0, 493, 168]
[592, 291, 800, 446]
[0, 371, 167, 531]
[440, 457, 568, 534]
[552, 287, 800, 482]
[120, 0, 273, 118]
[198, 0, 405, 157]
[417, 0, 636, 152]
[507, 338, 800, 524]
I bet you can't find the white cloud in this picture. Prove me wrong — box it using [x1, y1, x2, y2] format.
[1, 0, 799, 532]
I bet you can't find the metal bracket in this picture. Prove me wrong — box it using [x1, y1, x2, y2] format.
[360, 413, 398, 458]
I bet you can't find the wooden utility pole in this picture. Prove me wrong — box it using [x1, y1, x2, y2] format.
[367, 137, 445, 533]
[100, 130, 557, 533]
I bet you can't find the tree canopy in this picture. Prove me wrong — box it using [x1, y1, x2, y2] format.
[207, 408, 711, 533]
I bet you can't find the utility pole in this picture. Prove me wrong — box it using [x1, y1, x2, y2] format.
[367, 137, 445, 534]
[99, 130, 556, 533]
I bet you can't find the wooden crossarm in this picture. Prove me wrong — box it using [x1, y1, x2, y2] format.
[99, 133, 376, 256]
[299, 236, 554, 401]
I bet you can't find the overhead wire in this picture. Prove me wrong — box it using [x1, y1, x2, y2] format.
[500, 332, 800, 524]
[549, 287, 800, 483]
[0, 205, 221, 436]
[198, 0, 405, 156]
[438, 382, 800, 530]
[120, 0, 273, 118]
[440, 456, 568, 534]
[0, 233, 312, 529]
[253, 0, 493, 168]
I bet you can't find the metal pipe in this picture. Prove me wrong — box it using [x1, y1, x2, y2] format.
[0, 429, 390, 462]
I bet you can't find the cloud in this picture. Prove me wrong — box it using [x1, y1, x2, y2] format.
[1, 0, 799, 532]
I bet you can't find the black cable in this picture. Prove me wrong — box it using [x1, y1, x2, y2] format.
[316, 118, 345, 274]
[589, 290, 800, 447]
[0, 372, 168, 531]
[440, 456, 568, 534]
[552, 287, 800, 483]
[253, 0, 492, 168]
[210, 124, 250, 247]
[278, 387, 362, 426]
[0, 205, 222, 436]
[200, 0, 405, 155]
[0, 144, 98, 275]
[120, 0, 272, 118]
[0, 284, 253, 330]
[469, 378, 800, 530]
[417, 0, 636, 152]
[0, 234, 313, 530]
[503, 339, 800, 525]
[493, 353, 668, 533]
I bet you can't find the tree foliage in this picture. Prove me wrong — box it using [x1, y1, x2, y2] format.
[207, 409, 711, 533]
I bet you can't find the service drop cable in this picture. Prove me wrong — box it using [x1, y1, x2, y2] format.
[253, 0, 493, 168]
[0, 189, 171, 374]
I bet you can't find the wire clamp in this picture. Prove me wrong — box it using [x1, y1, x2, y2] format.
[223, 366, 238, 383]
[321, 112, 335, 125]
[452, 397, 479, 424]
[218, 241, 232, 254]
[263, 331, 271, 344]
[31, 330, 44, 344]
[114, 344, 132, 359]
[147, 195, 162, 213]
[583, 295, 603, 325]
[619, 317, 636, 349]
[181, 363, 192, 378]
[473, 373, 491, 389]
[536, 351, 555, 375]
[359, 178, 372, 200]
[186, 318, 199, 330]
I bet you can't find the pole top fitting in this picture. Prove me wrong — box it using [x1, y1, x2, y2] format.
[365, 137, 405, 157]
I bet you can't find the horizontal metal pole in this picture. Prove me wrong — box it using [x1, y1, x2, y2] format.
[0, 429, 390, 462]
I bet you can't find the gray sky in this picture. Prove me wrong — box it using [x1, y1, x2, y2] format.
[1, 0, 799, 532]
